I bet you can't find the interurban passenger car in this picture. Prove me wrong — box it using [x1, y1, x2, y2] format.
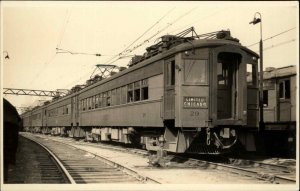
[260, 65, 297, 156]
[21, 28, 261, 154]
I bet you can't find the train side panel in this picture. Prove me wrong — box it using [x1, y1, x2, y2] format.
[80, 74, 163, 127]
[290, 75, 296, 122]
[30, 107, 43, 133]
[175, 50, 210, 128]
[263, 66, 296, 124]
[46, 98, 72, 127]
[21, 112, 31, 131]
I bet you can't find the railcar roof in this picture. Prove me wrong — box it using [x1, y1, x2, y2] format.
[263, 65, 297, 80]
[24, 30, 260, 114]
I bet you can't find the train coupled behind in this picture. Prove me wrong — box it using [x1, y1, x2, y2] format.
[22, 29, 260, 154]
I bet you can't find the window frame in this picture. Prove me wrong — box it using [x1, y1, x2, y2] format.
[246, 63, 258, 87]
[127, 84, 133, 103]
[263, 90, 268, 107]
[279, 79, 291, 100]
[184, 59, 208, 85]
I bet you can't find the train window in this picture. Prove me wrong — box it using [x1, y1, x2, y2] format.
[134, 81, 141, 101]
[116, 88, 121, 105]
[82, 100, 85, 110]
[95, 95, 98, 108]
[184, 60, 207, 84]
[91, 96, 94, 109]
[285, 80, 291, 99]
[100, 93, 104, 108]
[134, 81, 140, 88]
[134, 89, 140, 101]
[167, 60, 175, 86]
[103, 92, 107, 107]
[121, 86, 127, 104]
[90, 96, 94, 108]
[279, 80, 291, 99]
[85, 98, 87, 110]
[141, 87, 149, 100]
[217, 62, 228, 86]
[88, 97, 91, 110]
[141, 79, 149, 100]
[107, 91, 111, 106]
[111, 89, 116, 106]
[247, 64, 257, 86]
[263, 90, 268, 107]
[128, 84, 133, 103]
[87, 98, 89, 110]
[141, 79, 148, 86]
[86, 98, 88, 110]
[279, 82, 284, 98]
[128, 91, 133, 103]
[85, 98, 88, 110]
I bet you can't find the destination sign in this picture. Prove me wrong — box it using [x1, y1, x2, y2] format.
[183, 97, 207, 108]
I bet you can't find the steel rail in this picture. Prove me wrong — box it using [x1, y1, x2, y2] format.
[22, 135, 76, 184]
[23, 133, 161, 184]
[184, 157, 296, 184]
[226, 157, 295, 173]
[56, 139, 160, 184]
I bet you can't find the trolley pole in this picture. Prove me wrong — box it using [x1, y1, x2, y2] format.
[250, 12, 264, 131]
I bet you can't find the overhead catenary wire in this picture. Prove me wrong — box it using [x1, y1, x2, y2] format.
[27, 53, 57, 87]
[106, 7, 198, 65]
[57, 8, 72, 49]
[62, 7, 177, 88]
[27, 9, 72, 88]
[65, 7, 199, 88]
[103, 7, 176, 65]
[168, 7, 229, 34]
[247, 27, 296, 48]
[263, 38, 296, 51]
[253, 38, 296, 53]
[56, 48, 102, 56]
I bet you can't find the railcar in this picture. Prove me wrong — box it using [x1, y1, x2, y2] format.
[261, 65, 297, 156]
[22, 28, 261, 154]
[21, 110, 32, 132]
[3, 98, 21, 181]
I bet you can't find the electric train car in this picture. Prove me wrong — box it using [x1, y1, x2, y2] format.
[21, 28, 261, 154]
[261, 65, 297, 156]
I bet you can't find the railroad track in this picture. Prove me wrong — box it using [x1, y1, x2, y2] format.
[21, 134, 159, 184]
[64, 137, 296, 184]
[22, 133, 296, 184]
[6, 136, 69, 183]
[224, 157, 296, 184]
[159, 154, 296, 184]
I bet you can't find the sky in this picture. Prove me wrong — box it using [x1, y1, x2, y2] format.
[1, 1, 298, 112]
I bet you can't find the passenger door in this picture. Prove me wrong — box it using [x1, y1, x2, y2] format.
[216, 55, 239, 119]
[164, 58, 176, 120]
[210, 46, 247, 125]
[71, 95, 79, 126]
[278, 79, 291, 121]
